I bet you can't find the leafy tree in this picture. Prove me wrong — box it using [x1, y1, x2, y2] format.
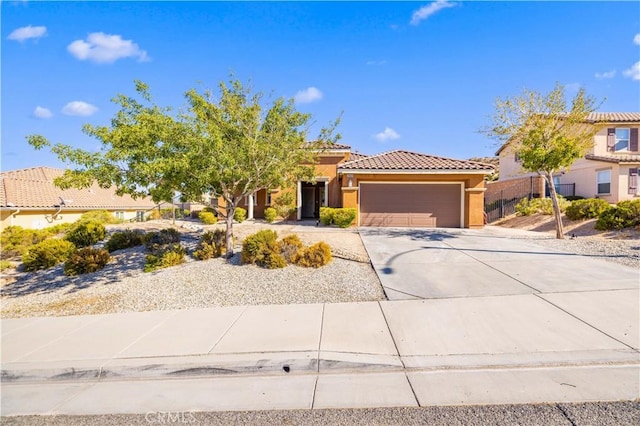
[483, 83, 603, 239]
[29, 79, 340, 256]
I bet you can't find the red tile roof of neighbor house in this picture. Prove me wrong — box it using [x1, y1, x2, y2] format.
[0, 167, 158, 210]
[586, 112, 640, 122]
[585, 154, 640, 164]
[338, 150, 495, 172]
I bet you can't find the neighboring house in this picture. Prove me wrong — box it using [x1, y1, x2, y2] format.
[0, 167, 159, 230]
[497, 112, 640, 203]
[238, 145, 494, 228]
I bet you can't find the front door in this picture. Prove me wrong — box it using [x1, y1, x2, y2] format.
[301, 187, 316, 218]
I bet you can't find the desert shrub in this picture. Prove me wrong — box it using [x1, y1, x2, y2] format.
[64, 247, 110, 276]
[332, 208, 357, 228]
[104, 230, 144, 252]
[0, 226, 50, 259]
[595, 199, 640, 230]
[199, 211, 218, 225]
[193, 229, 226, 260]
[79, 210, 119, 224]
[273, 192, 297, 220]
[234, 207, 247, 223]
[319, 207, 334, 226]
[294, 241, 332, 268]
[143, 228, 181, 251]
[147, 209, 161, 220]
[144, 243, 186, 272]
[515, 197, 569, 216]
[565, 198, 611, 221]
[64, 221, 106, 248]
[264, 207, 277, 223]
[46, 223, 74, 235]
[0, 260, 14, 271]
[277, 234, 304, 263]
[241, 229, 284, 268]
[564, 195, 585, 201]
[22, 239, 76, 272]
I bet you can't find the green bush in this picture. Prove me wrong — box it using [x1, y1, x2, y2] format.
[515, 197, 569, 216]
[241, 229, 283, 268]
[198, 211, 218, 225]
[277, 234, 304, 263]
[319, 207, 334, 226]
[79, 210, 119, 224]
[22, 239, 76, 272]
[64, 247, 110, 276]
[595, 199, 640, 230]
[144, 243, 186, 272]
[65, 221, 106, 248]
[143, 228, 181, 251]
[264, 207, 277, 223]
[332, 208, 357, 228]
[104, 230, 144, 252]
[193, 229, 227, 260]
[46, 223, 74, 235]
[565, 198, 611, 221]
[234, 207, 247, 223]
[294, 241, 332, 268]
[319, 207, 356, 227]
[0, 226, 50, 259]
[0, 260, 14, 272]
[564, 196, 585, 202]
[273, 192, 297, 220]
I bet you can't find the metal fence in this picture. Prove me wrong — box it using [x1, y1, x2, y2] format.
[484, 176, 541, 223]
[546, 183, 576, 198]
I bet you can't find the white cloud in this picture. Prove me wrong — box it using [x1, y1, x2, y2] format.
[8, 25, 47, 42]
[373, 127, 400, 142]
[67, 32, 150, 64]
[294, 87, 323, 104]
[634, 33, 640, 45]
[594, 70, 616, 80]
[62, 101, 98, 116]
[623, 61, 640, 81]
[410, 1, 456, 25]
[32, 106, 53, 119]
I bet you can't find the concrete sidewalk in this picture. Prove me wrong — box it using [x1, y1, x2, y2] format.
[2, 294, 639, 415]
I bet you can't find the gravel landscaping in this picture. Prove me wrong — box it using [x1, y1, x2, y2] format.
[1, 221, 384, 319]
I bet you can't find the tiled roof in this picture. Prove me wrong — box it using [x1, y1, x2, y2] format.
[0, 167, 158, 209]
[585, 154, 640, 164]
[347, 152, 369, 162]
[338, 150, 494, 172]
[307, 141, 351, 151]
[586, 112, 640, 123]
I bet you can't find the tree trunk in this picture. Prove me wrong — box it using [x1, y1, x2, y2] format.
[225, 204, 235, 258]
[544, 172, 564, 239]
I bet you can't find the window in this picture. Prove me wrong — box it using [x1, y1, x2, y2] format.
[615, 128, 630, 151]
[629, 168, 638, 195]
[596, 170, 611, 195]
[265, 190, 272, 206]
[514, 152, 521, 163]
[115, 211, 125, 220]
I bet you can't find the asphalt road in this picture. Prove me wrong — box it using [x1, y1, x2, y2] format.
[3, 401, 639, 426]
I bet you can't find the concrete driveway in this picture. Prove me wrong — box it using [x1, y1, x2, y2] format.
[359, 226, 639, 300]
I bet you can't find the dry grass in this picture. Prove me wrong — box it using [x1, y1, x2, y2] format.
[2, 293, 122, 318]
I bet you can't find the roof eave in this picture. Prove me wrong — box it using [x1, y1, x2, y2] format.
[338, 169, 494, 175]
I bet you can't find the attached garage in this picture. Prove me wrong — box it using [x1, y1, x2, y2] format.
[359, 182, 463, 227]
[338, 150, 494, 229]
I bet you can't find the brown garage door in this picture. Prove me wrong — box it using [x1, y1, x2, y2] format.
[360, 183, 462, 227]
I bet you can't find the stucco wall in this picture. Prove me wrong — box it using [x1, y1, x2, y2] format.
[0, 209, 143, 231]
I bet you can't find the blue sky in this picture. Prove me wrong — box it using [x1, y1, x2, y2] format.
[2, 1, 639, 172]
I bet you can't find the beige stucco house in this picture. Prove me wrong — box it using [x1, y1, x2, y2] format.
[0, 167, 159, 230]
[238, 144, 494, 228]
[496, 112, 640, 203]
